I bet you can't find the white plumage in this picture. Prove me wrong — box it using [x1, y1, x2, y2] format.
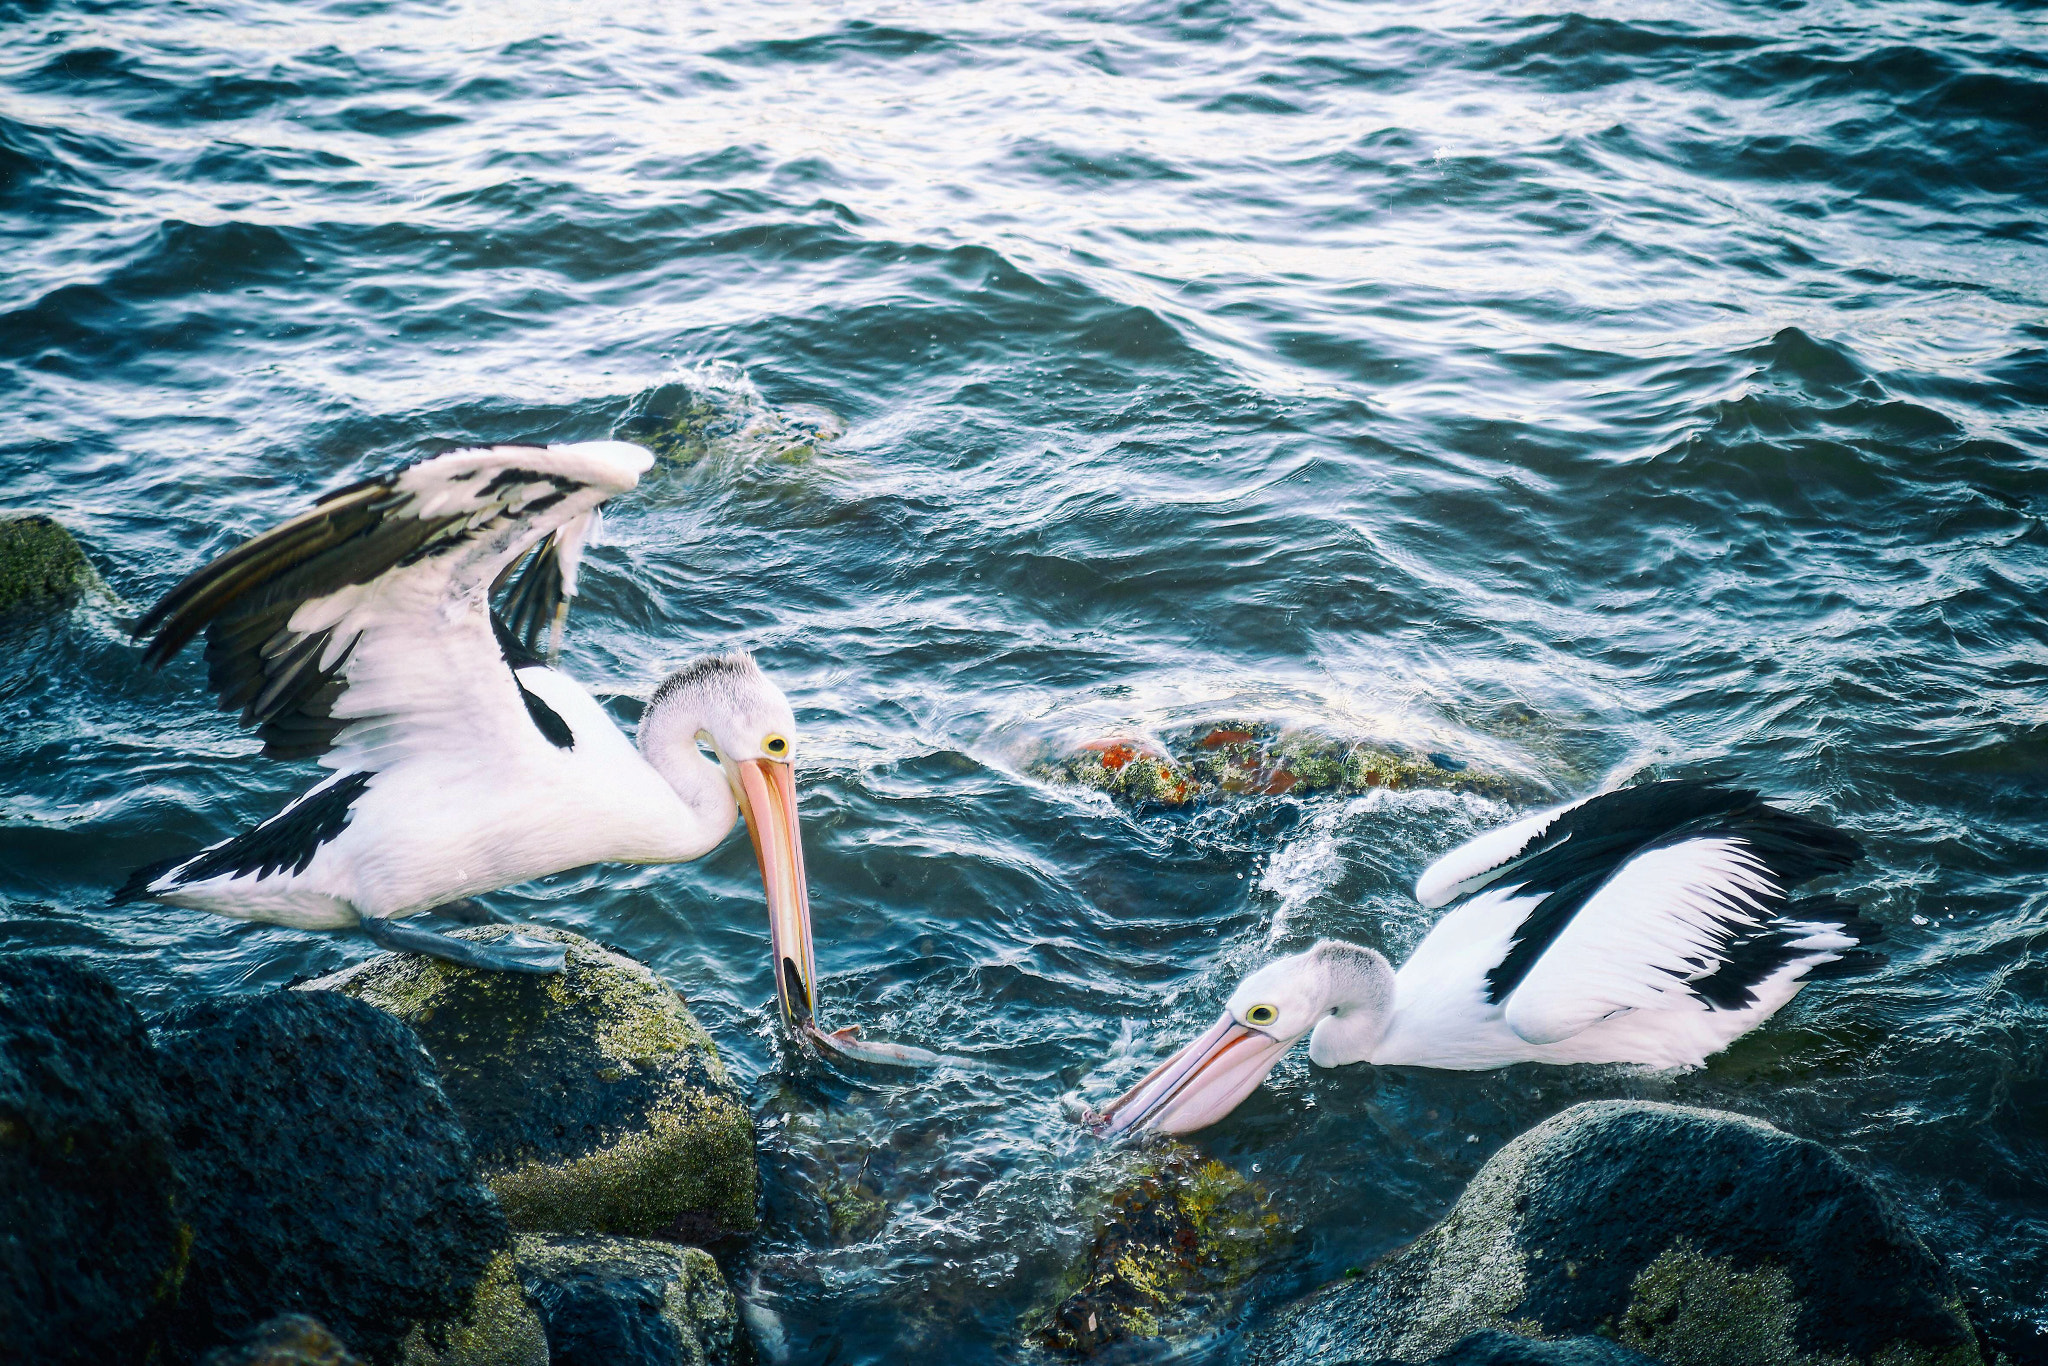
[121, 441, 820, 1007]
[1101, 780, 1878, 1134]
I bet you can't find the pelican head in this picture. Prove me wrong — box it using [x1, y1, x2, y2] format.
[1097, 940, 1395, 1135]
[641, 653, 816, 1031]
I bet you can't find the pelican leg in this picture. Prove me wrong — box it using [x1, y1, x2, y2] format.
[434, 898, 512, 925]
[358, 915, 566, 974]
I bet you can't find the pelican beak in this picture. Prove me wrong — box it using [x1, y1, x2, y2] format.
[733, 757, 816, 1031]
[1094, 1011, 1296, 1136]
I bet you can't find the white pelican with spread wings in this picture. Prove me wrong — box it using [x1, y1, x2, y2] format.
[118, 440, 817, 1021]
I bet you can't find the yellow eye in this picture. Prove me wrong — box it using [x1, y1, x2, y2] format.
[763, 733, 789, 757]
[1245, 1004, 1278, 1027]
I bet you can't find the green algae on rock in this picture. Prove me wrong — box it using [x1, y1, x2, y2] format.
[0, 514, 97, 616]
[761, 1088, 954, 1248]
[303, 925, 756, 1243]
[400, 1251, 546, 1366]
[1246, 1101, 1981, 1366]
[1039, 1147, 1286, 1355]
[1029, 720, 1540, 812]
[516, 1232, 739, 1366]
[618, 367, 845, 469]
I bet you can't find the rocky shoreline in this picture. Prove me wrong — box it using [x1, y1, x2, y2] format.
[2, 934, 2003, 1365]
[1, 934, 743, 1366]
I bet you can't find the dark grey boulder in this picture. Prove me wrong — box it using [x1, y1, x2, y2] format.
[304, 925, 756, 1242]
[516, 1232, 739, 1366]
[0, 953, 188, 1364]
[1249, 1101, 1980, 1366]
[155, 990, 545, 1366]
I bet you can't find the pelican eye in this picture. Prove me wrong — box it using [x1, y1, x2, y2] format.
[1245, 1004, 1279, 1027]
[763, 733, 789, 757]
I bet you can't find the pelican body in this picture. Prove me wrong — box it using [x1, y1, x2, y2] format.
[1100, 780, 1880, 1134]
[117, 441, 817, 1019]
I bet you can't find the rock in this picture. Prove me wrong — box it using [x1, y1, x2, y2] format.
[154, 990, 546, 1366]
[0, 954, 189, 1364]
[0, 514, 96, 616]
[619, 365, 845, 468]
[200, 1314, 366, 1366]
[1029, 720, 1539, 811]
[303, 925, 756, 1242]
[516, 1233, 739, 1366]
[1247, 1101, 1981, 1366]
[1039, 1147, 1284, 1354]
[1378, 1331, 1668, 1365]
[762, 1093, 955, 1248]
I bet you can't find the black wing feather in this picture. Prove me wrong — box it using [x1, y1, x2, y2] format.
[134, 453, 593, 762]
[1483, 780, 1863, 1006]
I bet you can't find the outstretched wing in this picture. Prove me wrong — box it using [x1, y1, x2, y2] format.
[134, 441, 653, 767]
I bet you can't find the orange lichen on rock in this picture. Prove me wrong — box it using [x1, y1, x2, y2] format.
[1031, 719, 1535, 811]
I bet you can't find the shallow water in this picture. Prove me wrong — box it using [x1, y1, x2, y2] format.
[3, 0, 2046, 1358]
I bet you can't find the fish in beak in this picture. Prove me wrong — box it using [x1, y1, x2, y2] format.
[732, 757, 816, 1031]
[1093, 1011, 1297, 1135]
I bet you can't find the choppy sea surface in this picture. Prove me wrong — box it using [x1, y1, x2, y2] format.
[4, 0, 2046, 1358]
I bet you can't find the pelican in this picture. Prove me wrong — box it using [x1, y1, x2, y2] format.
[115, 440, 819, 1024]
[1097, 780, 1879, 1134]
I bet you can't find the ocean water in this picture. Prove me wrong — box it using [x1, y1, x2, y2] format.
[3, 0, 2045, 1359]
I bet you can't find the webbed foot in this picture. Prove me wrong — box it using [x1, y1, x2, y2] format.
[358, 916, 566, 974]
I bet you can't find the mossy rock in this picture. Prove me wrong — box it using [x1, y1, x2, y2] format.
[1029, 721, 1541, 812]
[516, 1233, 738, 1366]
[1246, 1101, 1980, 1366]
[1039, 1147, 1285, 1354]
[618, 375, 844, 468]
[400, 1251, 546, 1366]
[0, 514, 96, 616]
[303, 925, 757, 1243]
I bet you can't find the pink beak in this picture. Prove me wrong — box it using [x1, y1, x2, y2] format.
[733, 757, 816, 1031]
[1094, 1011, 1296, 1135]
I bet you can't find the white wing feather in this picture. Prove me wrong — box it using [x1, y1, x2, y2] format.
[1501, 838, 1786, 1045]
[136, 440, 652, 770]
[1414, 794, 1585, 908]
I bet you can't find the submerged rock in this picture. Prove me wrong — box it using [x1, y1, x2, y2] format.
[1029, 720, 1538, 811]
[1380, 1331, 1667, 1365]
[1039, 1147, 1284, 1355]
[200, 1315, 366, 1366]
[304, 925, 756, 1242]
[761, 1091, 954, 1248]
[516, 1233, 739, 1366]
[618, 367, 845, 468]
[0, 514, 97, 616]
[154, 990, 545, 1366]
[0, 954, 189, 1365]
[1247, 1100, 1980, 1366]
